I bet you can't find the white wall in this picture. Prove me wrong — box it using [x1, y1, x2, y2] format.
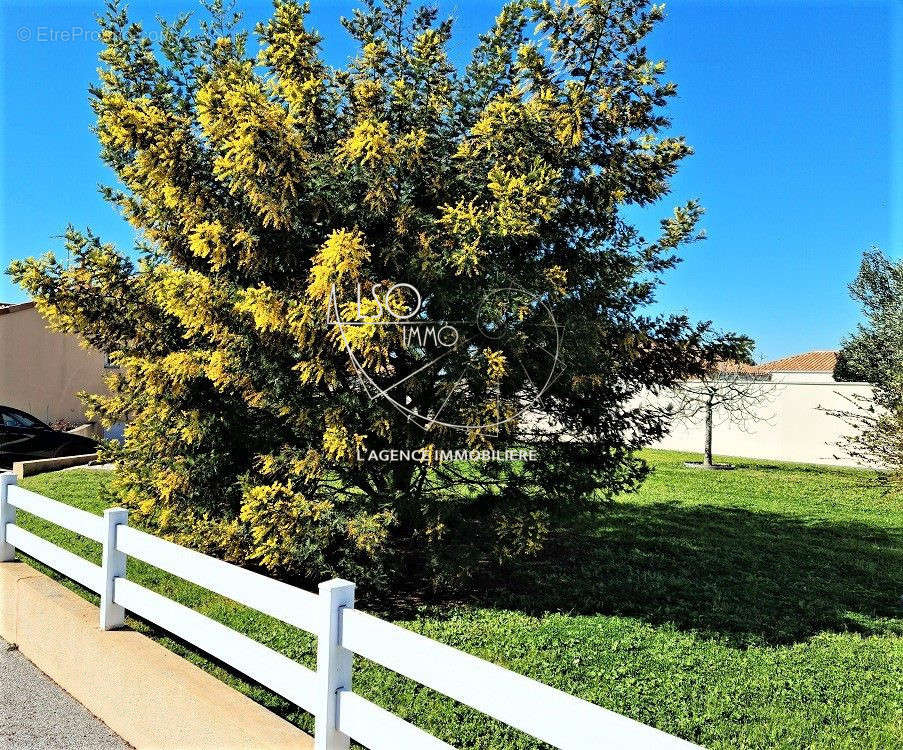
[650, 380, 873, 466]
[769, 371, 835, 383]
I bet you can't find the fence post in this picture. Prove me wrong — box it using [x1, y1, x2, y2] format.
[0, 472, 16, 562]
[100, 508, 128, 630]
[314, 578, 355, 750]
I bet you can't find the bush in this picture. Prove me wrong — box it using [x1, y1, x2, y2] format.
[10, 0, 746, 591]
[50, 417, 77, 432]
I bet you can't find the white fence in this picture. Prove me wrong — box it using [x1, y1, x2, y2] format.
[0, 472, 698, 750]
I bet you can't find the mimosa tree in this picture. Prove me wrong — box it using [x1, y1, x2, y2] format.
[10, 0, 748, 589]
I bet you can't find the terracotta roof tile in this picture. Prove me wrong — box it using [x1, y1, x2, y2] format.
[753, 350, 837, 373]
[0, 301, 35, 315]
[714, 360, 761, 374]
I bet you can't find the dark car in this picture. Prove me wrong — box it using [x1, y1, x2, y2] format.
[0, 406, 97, 468]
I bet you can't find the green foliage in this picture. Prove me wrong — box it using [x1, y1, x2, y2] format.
[9, 0, 747, 589]
[833, 249, 903, 483]
[18, 453, 903, 749]
[834, 249, 903, 389]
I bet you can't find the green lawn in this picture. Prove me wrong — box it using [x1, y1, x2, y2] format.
[14, 450, 903, 749]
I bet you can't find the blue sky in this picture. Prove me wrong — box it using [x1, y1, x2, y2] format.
[0, 0, 897, 361]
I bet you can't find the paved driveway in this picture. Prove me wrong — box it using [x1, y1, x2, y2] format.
[0, 639, 128, 749]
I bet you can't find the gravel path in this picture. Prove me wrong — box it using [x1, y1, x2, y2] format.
[0, 639, 128, 750]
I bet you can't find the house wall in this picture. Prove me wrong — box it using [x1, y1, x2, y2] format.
[0, 303, 108, 424]
[650, 379, 873, 466]
[769, 371, 835, 383]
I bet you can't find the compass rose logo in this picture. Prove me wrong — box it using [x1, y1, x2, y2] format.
[328, 283, 563, 433]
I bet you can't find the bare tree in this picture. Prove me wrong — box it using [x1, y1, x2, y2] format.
[671, 363, 775, 468]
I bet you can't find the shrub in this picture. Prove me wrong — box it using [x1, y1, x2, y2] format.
[10, 0, 747, 591]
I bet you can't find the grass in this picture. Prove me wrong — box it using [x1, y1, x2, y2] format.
[13, 450, 903, 749]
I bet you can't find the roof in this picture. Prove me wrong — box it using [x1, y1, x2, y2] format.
[753, 350, 837, 373]
[714, 360, 761, 374]
[0, 301, 35, 315]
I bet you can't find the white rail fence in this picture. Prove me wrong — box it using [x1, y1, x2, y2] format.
[0, 472, 698, 750]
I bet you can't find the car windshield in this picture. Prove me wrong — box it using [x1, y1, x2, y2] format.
[1, 409, 46, 428]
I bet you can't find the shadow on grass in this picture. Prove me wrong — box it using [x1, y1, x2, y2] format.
[469, 502, 903, 647]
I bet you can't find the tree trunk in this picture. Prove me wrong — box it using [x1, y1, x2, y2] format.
[704, 397, 714, 467]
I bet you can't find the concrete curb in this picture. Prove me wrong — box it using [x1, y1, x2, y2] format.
[0, 561, 313, 749]
[13, 454, 98, 480]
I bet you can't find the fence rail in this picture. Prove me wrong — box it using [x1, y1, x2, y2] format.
[0, 471, 699, 750]
[116, 523, 320, 633]
[6, 523, 103, 592]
